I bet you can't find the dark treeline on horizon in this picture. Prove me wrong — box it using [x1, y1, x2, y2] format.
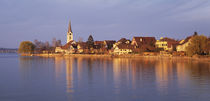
[0, 48, 18, 53]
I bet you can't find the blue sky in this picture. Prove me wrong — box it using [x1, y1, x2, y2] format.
[0, 0, 210, 48]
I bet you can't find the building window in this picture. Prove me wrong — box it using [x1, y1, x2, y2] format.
[140, 38, 142, 42]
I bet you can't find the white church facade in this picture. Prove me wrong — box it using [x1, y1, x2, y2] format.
[67, 21, 73, 43]
[55, 21, 76, 53]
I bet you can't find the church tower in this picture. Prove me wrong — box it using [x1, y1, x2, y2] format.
[67, 21, 73, 43]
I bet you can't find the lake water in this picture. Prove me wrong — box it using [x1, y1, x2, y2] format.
[0, 53, 210, 101]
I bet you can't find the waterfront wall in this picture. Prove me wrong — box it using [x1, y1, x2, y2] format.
[21, 53, 210, 62]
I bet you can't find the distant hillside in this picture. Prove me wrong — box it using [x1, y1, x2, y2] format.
[0, 48, 18, 53]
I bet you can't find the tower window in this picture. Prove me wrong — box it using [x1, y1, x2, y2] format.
[140, 38, 142, 42]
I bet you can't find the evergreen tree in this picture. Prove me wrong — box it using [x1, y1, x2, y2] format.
[86, 35, 94, 49]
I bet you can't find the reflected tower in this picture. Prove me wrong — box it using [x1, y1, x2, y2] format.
[65, 57, 74, 93]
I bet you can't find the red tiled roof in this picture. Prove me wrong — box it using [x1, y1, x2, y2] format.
[160, 37, 177, 42]
[77, 42, 88, 49]
[208, 38, 210, 50]
[61, 41, 74, 49]
[180, 36, 192, 45]
[116, 44, 135, 49]
[94, 41, 104, 45]
[159, 37, 179, 48]
[167, 41, 179, 48]
[179, 34, 197, 45]
[132, 37, 156, 46]
[104, 40, 116, 45]
[141, 44, 156, 51]
[117, 38, 131, 43]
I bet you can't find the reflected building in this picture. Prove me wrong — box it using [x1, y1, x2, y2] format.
[112, 58, 135, 92]
[54, 56, 75, 93]
[176, 61, 189, 88]
[65, 57, 74, 93]
[54, 57, 65, 79]
[113, 58, 124, 94]
[176, 61, 210, 92]
[155, 59, 174, 94]
[77, 57, 83, 81]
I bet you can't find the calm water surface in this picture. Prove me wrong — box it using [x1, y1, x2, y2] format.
[0, 53, 210, 101]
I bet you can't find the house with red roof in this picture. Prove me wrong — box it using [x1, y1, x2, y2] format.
[55, 40, 77, 54]
[155, 37, 179, 52]
[131, 37, 156, 52]
[176, 34, 197, 52]
[113, 44, 135, 54]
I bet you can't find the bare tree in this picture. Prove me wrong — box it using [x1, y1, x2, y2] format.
[52, 38, 62, 47]
[56, 40, 62, 47]
[45, 41, 50, 49]
[78, 37, 83, 42]
[52, 38, 57, 47]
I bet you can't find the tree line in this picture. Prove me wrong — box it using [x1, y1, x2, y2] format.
[18, 38, 62, 54]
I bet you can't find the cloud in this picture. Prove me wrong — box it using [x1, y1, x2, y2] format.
[164, 0, 210, 21]
[0, 0, 210, 48]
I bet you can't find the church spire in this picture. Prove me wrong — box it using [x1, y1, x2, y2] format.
[68, 20, 72, 33]
[67, 20, 73, 43]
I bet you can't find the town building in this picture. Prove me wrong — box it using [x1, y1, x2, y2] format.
[94, 41, 105, 49]
[155, 37, 179, 52]
[113, 38, 131, 48]
[104, 40, 116, 49]
[67, 21, 73, 43]
[112, 38, 133, 54]
[77, 42, 88, 54]
[208, 37, 210, 54]
[55, 41, 77, 53]
[131, 37, 156, 52]
[55, 21, 75, 53]
[176, 34, 197, 52]
[113, 44, 134, 54]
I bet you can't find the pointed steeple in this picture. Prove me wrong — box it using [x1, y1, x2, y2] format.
[68, 20, 72, 33]
[67, 20, 73, 43]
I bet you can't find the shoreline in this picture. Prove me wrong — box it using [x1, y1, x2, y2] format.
[21, 53, 210, 62]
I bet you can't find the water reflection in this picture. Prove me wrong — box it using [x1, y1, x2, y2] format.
[18, 56, 210, 101]
[155, 59, 174, 95]
[19, 56, 55, 80]
[176, 61, 190, 88]
[113, 58, 131, 94]
[65, 57, 74, 93]
[54, 57, 65, 79]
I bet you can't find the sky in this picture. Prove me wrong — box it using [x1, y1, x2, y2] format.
[0, 0, 210, 48]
